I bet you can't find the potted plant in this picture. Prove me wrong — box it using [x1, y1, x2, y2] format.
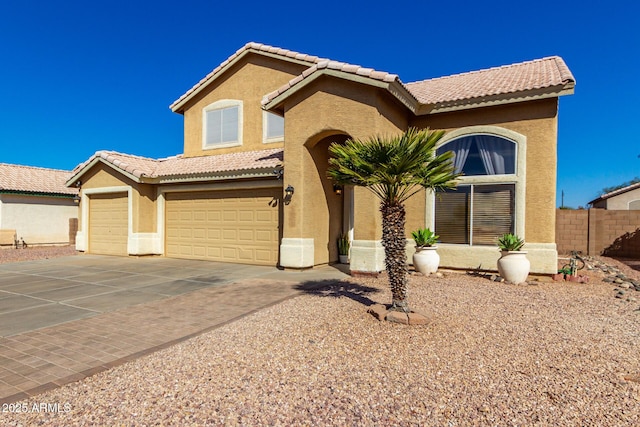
[337, 232, 350, 264]
[411, 227, 440, 274]
[497, 233, 530, 284]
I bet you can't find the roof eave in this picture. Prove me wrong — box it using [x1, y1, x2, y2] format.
[415, 83, 575, 115]
[66, 157, 144, 187]
[0, 189, 76, 198]
[588, 181, 640, 204]
[151, 167, 282, 185]
[262, 69, 418, 113]
[170, 49, 315, 114]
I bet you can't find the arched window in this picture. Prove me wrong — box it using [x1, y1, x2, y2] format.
[436, 134, 516, 176]
[434, 133, 519, 245]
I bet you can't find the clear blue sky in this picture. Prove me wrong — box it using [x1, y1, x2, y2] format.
[1, 0, 638, 208]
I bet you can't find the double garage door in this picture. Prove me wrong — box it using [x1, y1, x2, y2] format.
[165, 188, 280, 265]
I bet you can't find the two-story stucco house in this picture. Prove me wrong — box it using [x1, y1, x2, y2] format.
[67, 42, 575, 274]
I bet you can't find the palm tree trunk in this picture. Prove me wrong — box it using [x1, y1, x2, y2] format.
[381, 201, 408, 312]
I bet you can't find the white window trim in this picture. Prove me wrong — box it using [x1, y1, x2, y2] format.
[628, 199, 640, 210]
[426, 126, 527, 243]
[262, 110, 284, 144]
[202, 99, 243, 150]
[77, 186, 132, 253]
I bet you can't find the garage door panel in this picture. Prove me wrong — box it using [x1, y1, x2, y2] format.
[255, 249, 272, 262]
[165, 189, 280, 265]
[223, 211, 237, 222]
[239, 211, 254, 222]
[222, 229, 237, 241]
[89, 193, 128, 256]
[238, 230, 254, 241]
[254, 230, 272, 242]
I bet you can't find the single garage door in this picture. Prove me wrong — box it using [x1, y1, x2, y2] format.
[89, 193, 128, 256]
[165, 188, 280, 265]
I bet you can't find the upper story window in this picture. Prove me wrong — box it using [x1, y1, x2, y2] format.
[203, 100, 243, 149]
[436, 134, 516, 176]
[263, 111, 284, 143]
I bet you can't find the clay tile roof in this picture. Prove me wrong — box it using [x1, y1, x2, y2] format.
[404, 56, 575, 105]
[262, 61, 400, 106]
[0, 163, 76, 195]
[96, 151, 158, 178]
[73, 148, 283, 181]
[154, 148, 283, 177]
[170, 42, 327, 111]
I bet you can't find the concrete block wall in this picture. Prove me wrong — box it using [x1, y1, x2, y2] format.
[555, 209, 588, 254]
[556, 208, 640, 257]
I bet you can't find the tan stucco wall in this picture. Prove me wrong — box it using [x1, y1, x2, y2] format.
[413, 98, 559, 244]
[180, 54, 308, 158]
[280, 76, 409, 264]
[78, 164, 157, 234]
[602, 187, 640, 210]
[405, 190, 427, 238]
[0, 194, 77, 244]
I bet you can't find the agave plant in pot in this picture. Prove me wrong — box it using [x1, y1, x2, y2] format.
[411, 228, 440, 274]
[497, 233, 530, 284]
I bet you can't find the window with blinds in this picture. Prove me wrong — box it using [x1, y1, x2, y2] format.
[202, 100, 243, 149]
[435, 184, 515, 245]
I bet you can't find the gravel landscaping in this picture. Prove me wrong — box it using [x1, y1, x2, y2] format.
[2, 252, 640, 426]
[0, 246, 76, 265]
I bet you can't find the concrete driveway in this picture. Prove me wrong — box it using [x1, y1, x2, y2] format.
[0, 254, 348, 337]
[0, 254, 349, 403]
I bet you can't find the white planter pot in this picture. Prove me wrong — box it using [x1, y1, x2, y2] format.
[339, 254, 349, 264]
[497, 251, 530, 284]
[413, 246, 439, 274]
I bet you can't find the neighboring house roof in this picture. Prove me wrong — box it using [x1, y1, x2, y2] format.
[0, 163, 76, 196]
[588, 182, 640, 206]
[68, 148, 284, 186]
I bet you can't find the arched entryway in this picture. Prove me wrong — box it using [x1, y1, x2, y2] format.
[307, 133, 351, 264]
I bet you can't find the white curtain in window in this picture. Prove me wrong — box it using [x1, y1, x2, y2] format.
[446, 138, 473, 174]
[476, 135, 506, 175]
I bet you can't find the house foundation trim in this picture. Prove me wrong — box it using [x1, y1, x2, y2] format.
[279, 238, 314, 268]
[424, 243, 557, 275]
[350, 239, 385, 273]
[129, 233, 162, 255]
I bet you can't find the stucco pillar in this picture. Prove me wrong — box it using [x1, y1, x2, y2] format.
[279, 139, 314, 268]
[350, 186, 385, 273]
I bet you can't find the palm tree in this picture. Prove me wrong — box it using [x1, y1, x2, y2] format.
[328, 128, 458, 312]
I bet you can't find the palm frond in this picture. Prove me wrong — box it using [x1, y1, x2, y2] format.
[327, 127, 459, 204]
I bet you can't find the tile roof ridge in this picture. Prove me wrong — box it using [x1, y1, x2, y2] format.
[550, 56, 576, 84]
[406, 56, 573, 86]
[165, 147, 283, 161]
[95, 150, 158, 162]
[170, 42, 328, 111]
[0, 162, 71, 173]
[262, 59, 400, 106]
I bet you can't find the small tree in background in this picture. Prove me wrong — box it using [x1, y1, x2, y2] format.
[327, 128, 458, 312]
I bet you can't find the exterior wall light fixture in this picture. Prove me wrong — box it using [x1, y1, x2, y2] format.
[285, 185, 294, 197]
[333, 184, 343, 195]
